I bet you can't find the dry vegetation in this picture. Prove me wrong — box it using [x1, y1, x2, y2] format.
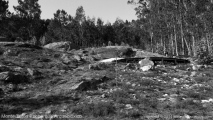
[0, 43, 213, 120]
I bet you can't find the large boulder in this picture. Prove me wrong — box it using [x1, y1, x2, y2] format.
[44, 42, 71, 51]
[44, 42, 79, 51]
[138, 57, 154, 71]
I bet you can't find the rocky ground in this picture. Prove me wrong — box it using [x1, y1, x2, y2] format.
[0, 43, 213, 120]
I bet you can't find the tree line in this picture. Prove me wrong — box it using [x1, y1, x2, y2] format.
[0, 0, 213, 58]
[128, 0, 213, 58]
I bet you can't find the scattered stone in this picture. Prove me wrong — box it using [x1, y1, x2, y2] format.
[158, 98, 166, 101]
[0, 71, 12, 81]
[60, 109, 66, 112]
[172, 78, 180, 82]
[37, 62, 44, 68]
[3, 49, 19, 56]
[7, 83, 18, 92]
[132, 83, 136, 87]
[169, 97, 177, 104]
[73, 55, 82, 61]
[201, 98, 213, 103]
[183, 114, 191, 119]
[138, 57, 154, 71]
[45, 110, 52, 114]
[27, 68, 41, 76]
[82, 56, 95, 62]
[190, 71, 197, 77]
[14, 67, 23, 72]
[61, 54, 71, 64]
[101, 94, 106, 98]
[125, 104, 133, 109]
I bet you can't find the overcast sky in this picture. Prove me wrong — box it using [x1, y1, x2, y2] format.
[8, 0, 137, 23]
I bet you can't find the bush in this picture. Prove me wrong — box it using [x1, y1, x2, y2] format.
[111, 89, 130, 101]
[196, 39, 213, 64]
[72, 102, 115, 117]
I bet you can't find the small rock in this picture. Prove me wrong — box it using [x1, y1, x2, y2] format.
[139, 57, 154, 71]
[190, 71, 197, 77]
[132, 83, 136, 87]
[3, 49, 19, 56]
[27, 68, 36, 76]
[172, 78, 180, 82]
[73, 55, 82, 61]
[183, 114, 191, 119]
[37, 62, 43, 68]
[158, 98, 166, 101]
[169, 97, 177, 104]
[82, 56, 95, 62]
[45, 110, 52, 114]
[27, 68, 42, 79]
[7, 84, 18, 92]
[60, 109, 66, 112]
[14, 67, 23, 72]
[125, 104, 133, 109]
[126, 82, 131, 85]
[0, 71, 11, 81]
[101, 94, 106, 98]
[61, 54, 71, 64]
[60, 70, 66, 74]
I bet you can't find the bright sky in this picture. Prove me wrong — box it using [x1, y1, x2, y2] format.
[8, 0, 137, 23]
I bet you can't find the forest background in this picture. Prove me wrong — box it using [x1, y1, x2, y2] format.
[1, 0, 213, 58]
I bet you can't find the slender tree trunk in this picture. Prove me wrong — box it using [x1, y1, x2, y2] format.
[184, 38, 191, 56]
[174, 25, 179, 56]
[150, 32, 154, 52]
[180, 18, 185, 56]
[163, 38, 166, 54]
[206, 33, 210, 54]
[171, 33, 175, 55]
[192, 34, 197, 57]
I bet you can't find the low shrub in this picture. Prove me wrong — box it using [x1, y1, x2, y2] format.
[72, 102, 115, 117]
